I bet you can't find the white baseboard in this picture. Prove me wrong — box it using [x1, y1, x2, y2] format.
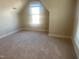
[0, 30, 20, 39]
[22, 28, 48, 32]
[48, 33, 71, 39]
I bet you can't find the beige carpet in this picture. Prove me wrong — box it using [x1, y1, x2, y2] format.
[0, 31, 76, 59]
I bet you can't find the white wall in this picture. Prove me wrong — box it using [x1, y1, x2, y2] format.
[20, 1, 49, 32]
[73, 0, 79, 59]
[41, 0, 76, 38]
[0, 0, 76, 38]
[0, 0, 28, 37]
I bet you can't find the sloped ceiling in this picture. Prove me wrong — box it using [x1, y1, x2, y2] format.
[40, 0, 52, 11]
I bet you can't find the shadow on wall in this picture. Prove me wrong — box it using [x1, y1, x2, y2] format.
[19, 0, 49, 32]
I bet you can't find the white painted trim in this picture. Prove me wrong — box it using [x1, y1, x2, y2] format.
[22, 28, 48, 32]
[0, 30, 20, 39]
[48, 33, 71, 39]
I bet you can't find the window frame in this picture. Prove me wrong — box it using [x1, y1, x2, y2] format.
[30, 5, 41, 25]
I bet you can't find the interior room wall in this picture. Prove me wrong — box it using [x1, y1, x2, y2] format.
[0, 0, 28, 37]
[20, 1, 49, 32]
[41, 0, 76, 38]
[73, 0, 79, 59]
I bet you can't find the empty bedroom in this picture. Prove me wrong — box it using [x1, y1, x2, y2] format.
[0, 0, 79, 59]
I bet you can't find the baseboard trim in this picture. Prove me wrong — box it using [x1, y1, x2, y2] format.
[48, 33, 71, 39]
[22, 28, 48, 32]
[0, 30, 20, 39]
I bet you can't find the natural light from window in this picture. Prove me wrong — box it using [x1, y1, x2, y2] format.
[30, 4, 40, 25]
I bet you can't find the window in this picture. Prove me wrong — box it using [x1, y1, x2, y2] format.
[32, 15, 40, 24]
[30, 6, 40, 25]
[31, 7, 40, 14]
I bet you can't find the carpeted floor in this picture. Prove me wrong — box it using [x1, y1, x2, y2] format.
[0, 31, 76, 59]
